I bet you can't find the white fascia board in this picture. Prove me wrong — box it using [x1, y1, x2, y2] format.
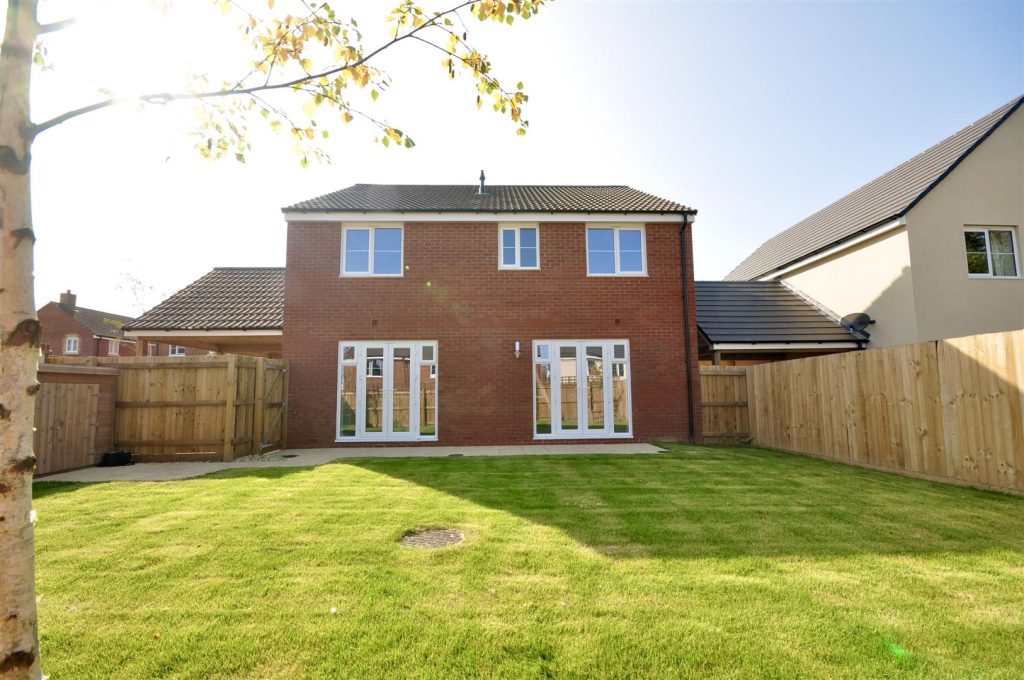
[283, 210, 687, 224]
[758, 217, 906, 281]
[712, 342, 862, 351]
[126, 329, 283, 337]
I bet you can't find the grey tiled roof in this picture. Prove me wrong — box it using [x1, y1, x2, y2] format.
[284, 184, 693, 214]
[727, 94, 1024, 281]
[126, 268, 284, 331]
[67, 306, 135, 339]
[696, 281, 865, 345]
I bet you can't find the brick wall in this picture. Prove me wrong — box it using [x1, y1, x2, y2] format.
[284, 220, 702, 447]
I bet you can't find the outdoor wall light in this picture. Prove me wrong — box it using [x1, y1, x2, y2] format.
[514, 341, 521, 358]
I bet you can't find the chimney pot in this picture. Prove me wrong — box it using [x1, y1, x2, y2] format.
[59, 290, 77, 311]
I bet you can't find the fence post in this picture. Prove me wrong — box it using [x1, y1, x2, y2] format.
[223, 354, 238, 461]
[253, 357, 266, 456]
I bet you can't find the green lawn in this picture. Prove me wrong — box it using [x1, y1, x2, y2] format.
[33, 445, 1024, 679]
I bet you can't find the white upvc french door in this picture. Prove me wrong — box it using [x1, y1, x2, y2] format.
[338, 341, 438, 442]
[533, 339, 632, 439]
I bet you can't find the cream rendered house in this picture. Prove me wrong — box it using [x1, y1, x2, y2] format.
[728, 94, 1024, 348]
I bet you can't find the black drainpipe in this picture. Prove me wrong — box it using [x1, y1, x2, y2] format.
[679, 213, 696, 443]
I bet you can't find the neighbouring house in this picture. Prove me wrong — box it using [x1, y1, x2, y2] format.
[696, 281, 868, 365]
[281, 179, 701, 446]
[38, 290, 137, 358]
[124, 268, 284, 358]
[727, 94, 1024, 348]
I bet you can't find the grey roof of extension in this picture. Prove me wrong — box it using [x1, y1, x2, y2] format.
[126, 268, 284, 331]
[696, 281, 866, 345]
[284, 184, 694, 214]
[727, 94, 1024, 281]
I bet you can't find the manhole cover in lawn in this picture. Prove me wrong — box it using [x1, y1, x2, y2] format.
[399, 528, 463, 549]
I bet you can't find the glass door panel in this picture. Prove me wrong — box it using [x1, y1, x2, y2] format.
[420, 363, 437, 436]
[339, 364, 358, 438]
[364, 346, 385, 434]
[586, 345, 605, 430]
[391, 346, 412, 433]
[558, 345, 579, 432]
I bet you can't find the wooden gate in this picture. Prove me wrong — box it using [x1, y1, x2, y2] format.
[257, 359, 288, 453]
[700, 366, 750, 444]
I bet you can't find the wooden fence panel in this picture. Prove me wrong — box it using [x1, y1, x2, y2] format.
[34, 365, 117, 475]
[744, 328, 1024, 495]
[43, 355, 288, 462]
[700, 366, 750, 443]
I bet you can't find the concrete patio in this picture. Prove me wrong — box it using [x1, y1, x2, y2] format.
[37, 443, 666, 483]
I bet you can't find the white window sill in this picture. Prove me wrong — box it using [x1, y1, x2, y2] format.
[498, 267, 541, 271]
[586, 273, 648, 278]
[967, 274, 1021, 279]
[534, 432, 634, 440]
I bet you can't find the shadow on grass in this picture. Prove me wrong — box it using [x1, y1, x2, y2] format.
[337, 445, 1024, 560]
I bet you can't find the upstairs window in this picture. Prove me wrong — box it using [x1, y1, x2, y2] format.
[499, 225, 539, 269]
[965, 227, 1018, 278]
[169, 345, 186, 356]
[342, 226, 403, 276]
[587, 226, 646, 275]
[64, 336, 79, 354]
[107, 340, 120, 356]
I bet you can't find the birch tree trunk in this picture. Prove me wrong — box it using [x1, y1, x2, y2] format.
[0, 1, 42, 678]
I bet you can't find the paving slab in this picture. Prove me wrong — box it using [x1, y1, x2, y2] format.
[37, 443, 665, 483]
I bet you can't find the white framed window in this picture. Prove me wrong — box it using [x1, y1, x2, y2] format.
[533, 339, 633, 439]
[107, 339, 120, 356]
[341, 226, 404, 277]
[964, 227, 1019, 278]
[586, 226, 646, 276]
[64, 335, 79, 355]
[499, 225, 540, 269]
[169, 345, 186, 356]
[337, 341, 438, 442]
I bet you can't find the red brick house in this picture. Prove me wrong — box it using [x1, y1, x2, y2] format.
[38, 290, 204, 359]
[282, 180, 701, 447]
[38, 291, 138, 358]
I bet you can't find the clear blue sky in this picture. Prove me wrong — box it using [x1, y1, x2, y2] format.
[25, 0, 1024, 312]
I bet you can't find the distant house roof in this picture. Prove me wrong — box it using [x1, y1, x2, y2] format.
[126, 268, 284, 331]
[696, 281, 866, 346]
[284, 184, 694, 214]
[727, 94, 1024, 281]
[61, 306, 135, 340]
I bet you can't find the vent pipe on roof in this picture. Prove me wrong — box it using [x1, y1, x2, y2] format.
[478, 170, 487, 195]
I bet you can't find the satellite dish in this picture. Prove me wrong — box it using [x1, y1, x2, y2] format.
[840, 312, 874, 336]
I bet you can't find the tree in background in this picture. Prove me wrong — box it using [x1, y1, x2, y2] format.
[0, 1, 547, 676]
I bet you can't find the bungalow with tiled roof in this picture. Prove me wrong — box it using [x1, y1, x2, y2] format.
[124, 268, 284, 358]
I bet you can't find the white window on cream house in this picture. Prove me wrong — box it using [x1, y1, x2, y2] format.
[964, 227, 1019, 278]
